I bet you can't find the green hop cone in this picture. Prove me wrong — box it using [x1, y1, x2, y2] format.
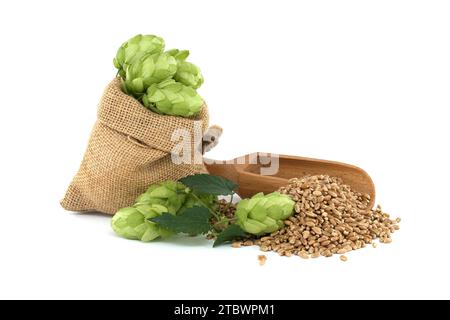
[113, 34, 165, 79]
[111, 204, 170, 242]
[135, 181, 189, 215]
[167, 49, 204, 89]
[236, 192, 295, 236]
[124, 52, 177, 99]
[175, 61, 204, 89]
[166, 49, 190, 61]
[142, 79, 203, 117]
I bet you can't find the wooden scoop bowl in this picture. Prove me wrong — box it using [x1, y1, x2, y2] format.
[204, 153, 375, 209]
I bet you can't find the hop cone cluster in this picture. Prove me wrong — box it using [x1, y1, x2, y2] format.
[112, 179, 218, 242]
[111, 204, 171, 242]
[236, 192, 295, 235]
[113, 34, 204, 118]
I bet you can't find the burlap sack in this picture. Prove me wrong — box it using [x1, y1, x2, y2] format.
[61, 78, 212, 215]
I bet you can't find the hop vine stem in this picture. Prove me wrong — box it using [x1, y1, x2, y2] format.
[225, 193, 235, 212]
[190, 193, 221, 221]
[213, 217, 236, 227]
[190, 193, 237, 230]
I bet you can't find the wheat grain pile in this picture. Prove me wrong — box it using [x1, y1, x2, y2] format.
[252, 175, 400, 260]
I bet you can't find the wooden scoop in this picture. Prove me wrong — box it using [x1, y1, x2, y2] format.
[204, 153, 375, 209]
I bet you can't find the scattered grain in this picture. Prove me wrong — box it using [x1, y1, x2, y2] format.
[231, 241, 242, 248]
[243, 240, 254, 247]
[258, 255, 267, 266]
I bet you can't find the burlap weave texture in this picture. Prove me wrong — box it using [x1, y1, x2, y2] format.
[61, 78, 209, 215]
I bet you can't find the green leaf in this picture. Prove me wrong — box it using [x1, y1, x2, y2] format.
[149, 206, 211, 235]
[213, 224, 248, 247]
[179, 174, 238, 196]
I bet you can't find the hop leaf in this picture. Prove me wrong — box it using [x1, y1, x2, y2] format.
[142, 79, 203, 117]
[111, 205, 171, 242]
[179, 174, 238, 196]
[213, 224, 247, 247]
[235, 192, 295, 235]
[113, 34, 165, 79]
[135, 181, 189, 215]
[179, 192, 218, 214]
[150, 206, 212, 235]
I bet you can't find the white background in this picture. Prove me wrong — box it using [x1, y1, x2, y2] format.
[0, 0, 449, 300]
